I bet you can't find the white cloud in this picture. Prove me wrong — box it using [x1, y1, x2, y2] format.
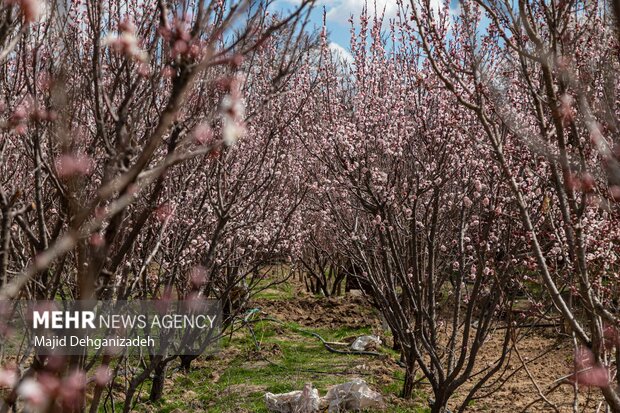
[329, 42, 354, 65]
[274, 0, 445, 33]
[326, 0, 401, 26]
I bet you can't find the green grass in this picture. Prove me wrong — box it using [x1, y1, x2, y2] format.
[112, 317, 429, 412]
[253, 280, 295, 300]
[253, 268, 296, 301]
[102, 268, 433, 413]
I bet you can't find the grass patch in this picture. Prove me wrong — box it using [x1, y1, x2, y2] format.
[105, 278, 431, 413]
[119, 317, 426, 412]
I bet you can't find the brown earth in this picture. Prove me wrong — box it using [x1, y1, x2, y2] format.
[251, 285, 605, 412]
[253, 292, 383, 331]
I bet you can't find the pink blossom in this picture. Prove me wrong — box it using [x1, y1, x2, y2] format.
[17, 378, 49, 409]
[208, 148, 221, 158]
[59, 370, 86, 409]
[474, 180, 482, 191]
[188, 43, 201, 58]
[173, 40, 188, 56]
[13, 124, 27, 135]
[11, 106, 27, 121]
[581, 173, 595, 193]
[103, 21, 148, 62]
[162, 66, 175, 78]
[571, 346, 609, 388]
[559, 94, 575, 125]
[0, 368, 17, 388]
[31, 107, 47, 121]
[222, 118, 245, 146]
[94, 366, 112, 386]
[89, 233, 105, 247]
[8, 0, 45, 23]
[37, 372, 60, 394]
[54, 154, 93, 177]
[193, 123, 213, 144]
[189, 266, 208, 287]
[137, 63, 151, 77]
[154, 202, 174, 222]
[603, 325, 619, 350]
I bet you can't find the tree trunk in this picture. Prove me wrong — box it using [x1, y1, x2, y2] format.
[430, 393, 448, 413]
[402, 360, 416, 399]
[88, 356, 111, 413]
[149, 359, 167, 402]
[179, 354, 197, 371]
[601, 385, 620, 413]
[391, 324, 402, 352]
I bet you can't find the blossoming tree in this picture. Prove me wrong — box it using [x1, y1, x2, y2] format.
[0, 0, 314, 411]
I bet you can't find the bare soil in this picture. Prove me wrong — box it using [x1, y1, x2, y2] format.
[253, 293, 384, 331]
[144, 277, 606, 412]
[252, 284, 605, 412]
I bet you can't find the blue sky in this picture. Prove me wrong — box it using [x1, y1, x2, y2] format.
[273, 0, 408, 63]
[273, 0, 449, 64]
